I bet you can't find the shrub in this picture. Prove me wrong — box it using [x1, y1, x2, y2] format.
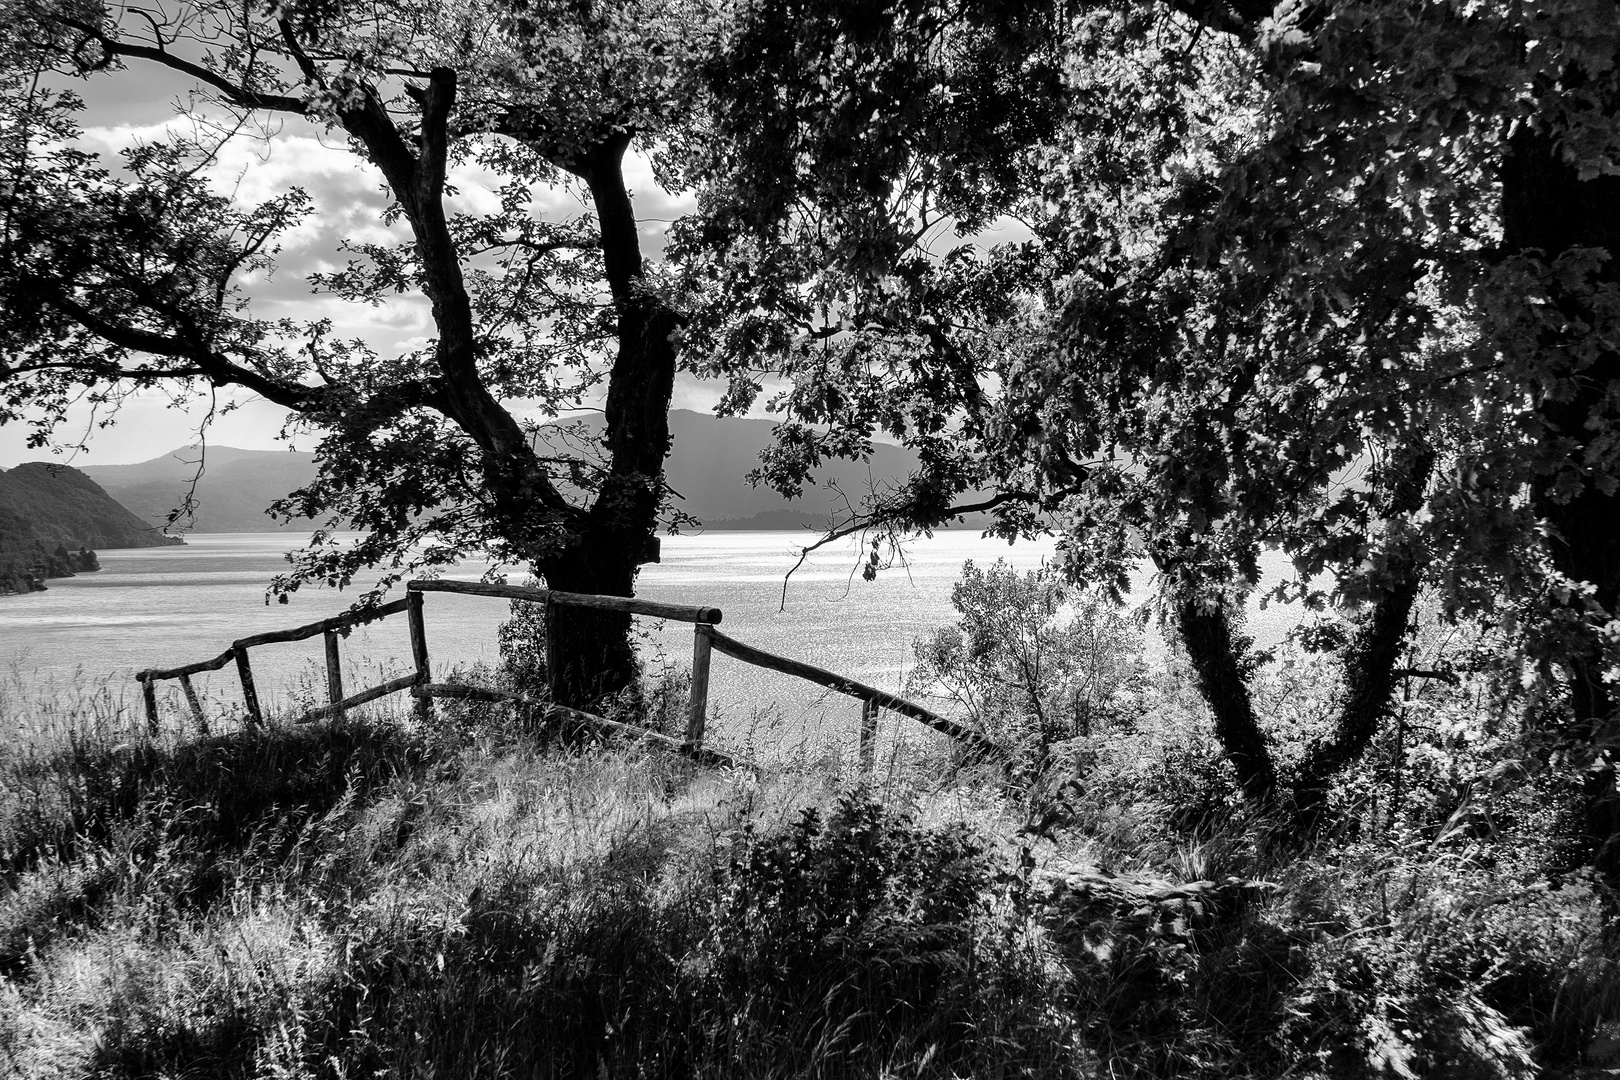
[705, 790, 1079, 1076]
[1274, 847, 1618, 1076]
[909, 559, 1145, 756]
[497, 588, 550, 693]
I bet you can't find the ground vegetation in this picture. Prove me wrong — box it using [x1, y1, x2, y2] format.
[2, 589, 1616, 1078]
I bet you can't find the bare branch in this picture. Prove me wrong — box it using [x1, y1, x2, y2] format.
[778, 489, 1033, 609]
[59, 16, 310, 114]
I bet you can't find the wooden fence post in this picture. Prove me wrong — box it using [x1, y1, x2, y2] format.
[687, 623, 713, 750]
[140, 676, 159, 736]
[235, 648, 263, 726]
[178, 674, 208, 736]
[860, 698, 877, 772]
[407, 590, 434, 721]
[543, 595, 558, 703]
[324, 629, 346, 720]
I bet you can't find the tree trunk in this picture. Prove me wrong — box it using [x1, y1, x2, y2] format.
[1175, 447, 1431, 825]
[1291, 449, 1433, 825]
[1175, 597, 1280, 806]
[529, 138, 680, 712]
[1501, 118, 1620, 870]
[539, 545, 642, 712]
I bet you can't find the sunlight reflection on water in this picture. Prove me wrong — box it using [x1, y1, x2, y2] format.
[1, 531, 1304, 758]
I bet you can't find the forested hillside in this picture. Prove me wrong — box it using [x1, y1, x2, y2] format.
[0, 463, 181, 594]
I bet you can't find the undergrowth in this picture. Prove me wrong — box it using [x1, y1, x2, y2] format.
[0, 662, 1617, 1078]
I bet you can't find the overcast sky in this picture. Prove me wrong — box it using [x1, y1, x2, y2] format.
[0, 56, 726, 467]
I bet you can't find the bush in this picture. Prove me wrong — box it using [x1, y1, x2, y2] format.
[705, 791, 1079, 1076]
[908, 559, 1145, 756]
[497, 587, 550, 693]
[1274, 847, 1618, 1076]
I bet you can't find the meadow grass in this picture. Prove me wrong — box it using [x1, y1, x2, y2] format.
[1, 667, 1616, 1078]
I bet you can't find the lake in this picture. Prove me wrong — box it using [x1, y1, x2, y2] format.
[0, 531, 1302, 759]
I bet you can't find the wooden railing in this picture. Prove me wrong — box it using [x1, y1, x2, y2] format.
[135, 596, 413, 734]
[135, 579, 998, 765]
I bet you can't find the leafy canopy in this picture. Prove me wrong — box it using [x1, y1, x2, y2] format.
[0, 0, 723, 600]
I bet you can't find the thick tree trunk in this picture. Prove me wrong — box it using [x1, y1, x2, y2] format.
[1501, 120, 1620, 869]
[1291, 563, 1422, 824]
[539, 546, 642, 712]
[529, 139, 680, 712]
[1175, 597, 1280, 806]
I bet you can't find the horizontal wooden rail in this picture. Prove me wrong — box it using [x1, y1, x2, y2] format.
[132, 579, 983, 769]
[701, 626, 998, 754]
[232, 597, 410, 651]
[408, 579, 722, 624]
[301, 673, 420, 722]
[419, 682, 736, 768]
[139, 648, 237, 683]
[135, 597, 410, 682]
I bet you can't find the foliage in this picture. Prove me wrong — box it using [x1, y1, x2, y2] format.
[1275, 847, 1614, 1078]
[497, 592, 550, 694]
[0, 0, 731, 705]
[711, 794, 992, 1048]
[693, 0, 1620, 849]
[909, 558, 1145, 752]
[673, 0, 1078, 537]
[5, 676, 1620, 1077]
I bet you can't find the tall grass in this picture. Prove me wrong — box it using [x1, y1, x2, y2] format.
[0, 682, 1062, 1078]
[1, 662, 1616, 1078]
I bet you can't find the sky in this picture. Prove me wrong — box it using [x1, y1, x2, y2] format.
[0, 47, 729, 467]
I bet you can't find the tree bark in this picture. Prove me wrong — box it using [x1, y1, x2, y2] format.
[529, 137, 679, 711]
[1175, 596, 1279, 806]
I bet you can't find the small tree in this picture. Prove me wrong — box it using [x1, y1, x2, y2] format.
[908, 559, 1144, 751]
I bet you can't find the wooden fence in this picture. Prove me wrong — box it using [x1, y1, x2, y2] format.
[135, 579, 998, 765]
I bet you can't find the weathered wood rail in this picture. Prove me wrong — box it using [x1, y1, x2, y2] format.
[136, 597, 412, 735]
[135, 578, 998, 766]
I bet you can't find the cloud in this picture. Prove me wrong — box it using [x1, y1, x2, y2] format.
[39, 80, 718, 467]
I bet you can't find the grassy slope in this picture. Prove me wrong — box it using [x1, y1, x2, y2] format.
[0, 676, 1615, 1079]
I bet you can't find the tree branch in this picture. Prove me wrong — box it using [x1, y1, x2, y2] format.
[414, 68, 455, 206]
[777, 488, 1034, 609]
[583, 133, 642, 303]
[60, 17, 310, 114]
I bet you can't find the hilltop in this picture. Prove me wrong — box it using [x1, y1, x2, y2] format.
[79, 445, 319, 533]
[0, 462, 182, 593]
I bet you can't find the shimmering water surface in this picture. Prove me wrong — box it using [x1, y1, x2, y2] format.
[0, 531, 1300, 756]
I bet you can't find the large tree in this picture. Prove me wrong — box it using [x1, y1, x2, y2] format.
[693, 0, 1620, 853]
[0, 0, 720, 707]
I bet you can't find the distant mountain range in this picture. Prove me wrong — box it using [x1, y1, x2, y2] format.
[0, 462, 182, 593]
[81, 444, 319, 534]
[82, 410, 982, 533]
